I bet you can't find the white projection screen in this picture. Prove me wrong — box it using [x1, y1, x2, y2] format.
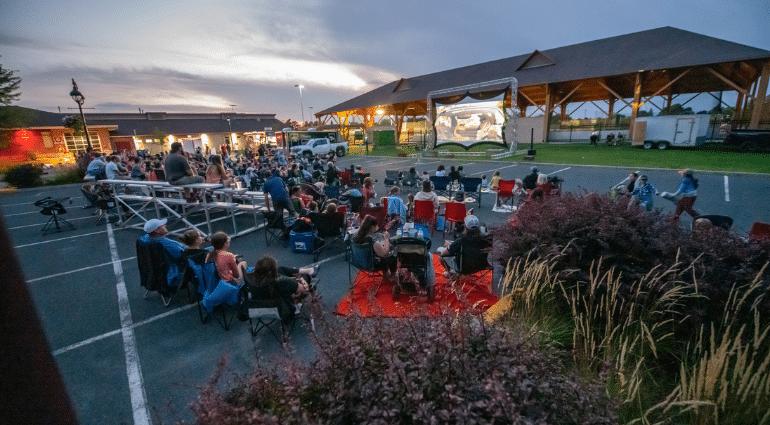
[434, 96, 505, 148]
[427, 78, 517, 150]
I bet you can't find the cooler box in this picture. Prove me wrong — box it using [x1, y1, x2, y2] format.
[290, 231, 315, 254]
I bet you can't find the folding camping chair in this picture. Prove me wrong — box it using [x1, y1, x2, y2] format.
[430, 176, 452, 200]
[384, 170, 402, 186]
[460, 177, 483, 208]
[136, 239, 190, 307]
[749, 222, 770, 241]
[495, 179, 516, 208]
[239, 288, 285, 343]
[412, 199, 438, 237]
[392, 237, 434, 301]
[187, 259, 242, 330]
[443, 201, 468, 238]
[323, 185, 340, 203]
[360, 205, 388, 229]
[263, 211, 295, 246]
[313, 211, 347, 261]
[348, 239, 384, 289]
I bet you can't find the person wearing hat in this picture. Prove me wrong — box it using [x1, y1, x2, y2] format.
[138, 219, 185, 260]
[669, 169, 699, 221]
[436, 215, 491, 278]
[165, 141, 205, 202]
[630, 175, 658, 211]
[522, 166, 539, 191]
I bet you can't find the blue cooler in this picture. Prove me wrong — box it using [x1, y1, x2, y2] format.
[290, 231, 315, 254]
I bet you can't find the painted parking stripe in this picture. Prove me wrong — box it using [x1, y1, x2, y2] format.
[548, 167, 572, 175]
[0, 197, 83, 207]
[107, 223, 151, 425]
[13, 229, 111, 248]
[724, 176, 730, 202]
[8, 215, 96, 230]
[26, 257, 137, 283]
[470, 163, 519, 176]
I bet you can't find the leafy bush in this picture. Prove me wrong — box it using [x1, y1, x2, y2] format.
[190, 313, 617, 424]
[492, 193, 770, 332]
[44, 165, 85, 186]
[3, 163, 43, 188]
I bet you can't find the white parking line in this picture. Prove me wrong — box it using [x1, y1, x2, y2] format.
[548, 167, 572, 175]
[3, 210, 41, 217]
[13, 230, 111, 248]
[107, 223, 150, 425]
[0, 197, 83, 207]
[26, 257, 137, 283]
[724, 175, 730, 202]
[470, 163, 519, 176]
[8, 215, 95, 230]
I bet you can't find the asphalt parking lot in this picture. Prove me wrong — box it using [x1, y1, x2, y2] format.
[2, 155, 769, 425]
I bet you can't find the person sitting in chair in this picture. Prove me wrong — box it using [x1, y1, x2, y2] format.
[353, 215, 398, 282]
[205, 231, 247, 285]
[242, 256, 316, 324]
[139, 219, 185, 260]
[179, 228, 210, 262]
[436, 215, 491, 278]
[386, 186, 407, 225]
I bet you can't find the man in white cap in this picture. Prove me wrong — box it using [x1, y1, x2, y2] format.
[138, 219, 185, 259]
[436, 214, 491, 277]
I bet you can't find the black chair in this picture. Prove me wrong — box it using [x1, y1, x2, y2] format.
[263, 211, 294, 246]
[429, 176, 452, 200]
[460, 177, 483, 208]
[384, 170, 402, 186]
[348, 195, 364, 214]
[323, 185, 340, 203]
[312, 211, 346, 261]
[393, 237, 434, 301]
[136, 239, 189, 307]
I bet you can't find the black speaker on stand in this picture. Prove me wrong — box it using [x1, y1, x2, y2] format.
[34, 197, 76, 235]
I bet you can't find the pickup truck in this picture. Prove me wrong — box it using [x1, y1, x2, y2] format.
[723, 129, 770, 152]
[290, 137, 348, 159]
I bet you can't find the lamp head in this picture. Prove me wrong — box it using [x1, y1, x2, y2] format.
[70, 78, 84, 103]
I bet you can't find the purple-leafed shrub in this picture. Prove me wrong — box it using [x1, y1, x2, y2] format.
[492, 193, 770, 334]
[189, 314, 617, 424]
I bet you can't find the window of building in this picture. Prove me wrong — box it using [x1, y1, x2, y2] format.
[64, 131, 102, 153]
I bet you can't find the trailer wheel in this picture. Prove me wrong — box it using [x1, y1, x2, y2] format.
[657, 142, 669, 150]
[336, 147, 346, 157]
[740, 141, 759, 153]
[643, 141, 655, 149]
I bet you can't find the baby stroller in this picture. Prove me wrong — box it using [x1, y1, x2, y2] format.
[392, 237, 434, 301]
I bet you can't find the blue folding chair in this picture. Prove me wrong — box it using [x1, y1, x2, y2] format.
[188, 260, 242, 330]
[430, 176, 452, 200]
[460, 177, 483, 208]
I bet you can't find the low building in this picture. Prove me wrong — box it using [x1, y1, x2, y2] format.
[0, 107, 286, 169]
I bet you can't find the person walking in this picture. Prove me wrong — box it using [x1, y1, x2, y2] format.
[631, 175, 657, 211]
[669, 169, 699, 221]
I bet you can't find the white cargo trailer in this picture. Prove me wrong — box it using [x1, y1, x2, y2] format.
[633, 115, 711, 149]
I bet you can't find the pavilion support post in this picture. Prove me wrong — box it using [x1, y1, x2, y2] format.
[666, 93, 673, 114]
[607, 97, 615, 118]
[629, 72, 643, 142]
[734, 91, 744, 120]
[559, 104, 567, 121]
[541, 84, 553, 143]
[749, 60, 770, 129]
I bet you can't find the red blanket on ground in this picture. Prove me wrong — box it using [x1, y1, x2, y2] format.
[335, 254, 498, 317]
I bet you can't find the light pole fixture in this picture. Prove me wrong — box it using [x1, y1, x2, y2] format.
[294, 84, 305, 123]
[69, 78, 92, 150]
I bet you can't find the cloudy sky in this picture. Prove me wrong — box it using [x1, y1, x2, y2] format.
[1, 0, 768, 122]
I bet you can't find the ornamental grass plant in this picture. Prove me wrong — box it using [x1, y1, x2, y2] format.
[490, 193, 770, 424]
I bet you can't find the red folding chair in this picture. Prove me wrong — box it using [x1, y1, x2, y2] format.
[413, 199, 438, 237]
[443, 201, 468, 238]
[360, 205, 388, 229]
[339, 170, 356, 188]
[749, 222, 770, 241]
[496, 179, 516, 207]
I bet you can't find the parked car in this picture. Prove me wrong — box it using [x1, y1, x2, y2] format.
[723, 129, 770, 152]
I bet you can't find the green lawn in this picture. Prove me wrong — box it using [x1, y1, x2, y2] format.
[355, 143, 770, 174]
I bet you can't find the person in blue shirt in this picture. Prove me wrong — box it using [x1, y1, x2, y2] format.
[263, 170, 298, 218]
[631, 175, 657, 211]
[386, 186, 407, 224]
[138, 219, 185, 259]
[670, 169, 699, 221]
[86, 154, 108, 180]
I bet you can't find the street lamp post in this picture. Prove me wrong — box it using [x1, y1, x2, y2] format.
[294, 84, 305, 124]
[69, 79, 92, 150]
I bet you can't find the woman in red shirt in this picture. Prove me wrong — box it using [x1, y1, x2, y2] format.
[205, 232, 246, 284]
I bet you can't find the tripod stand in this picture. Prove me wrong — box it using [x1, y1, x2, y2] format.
[35, 197, 76, 235]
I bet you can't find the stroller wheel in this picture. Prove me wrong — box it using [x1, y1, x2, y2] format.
[427, 285, 435, 303]
[392, 282, 400, 300]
